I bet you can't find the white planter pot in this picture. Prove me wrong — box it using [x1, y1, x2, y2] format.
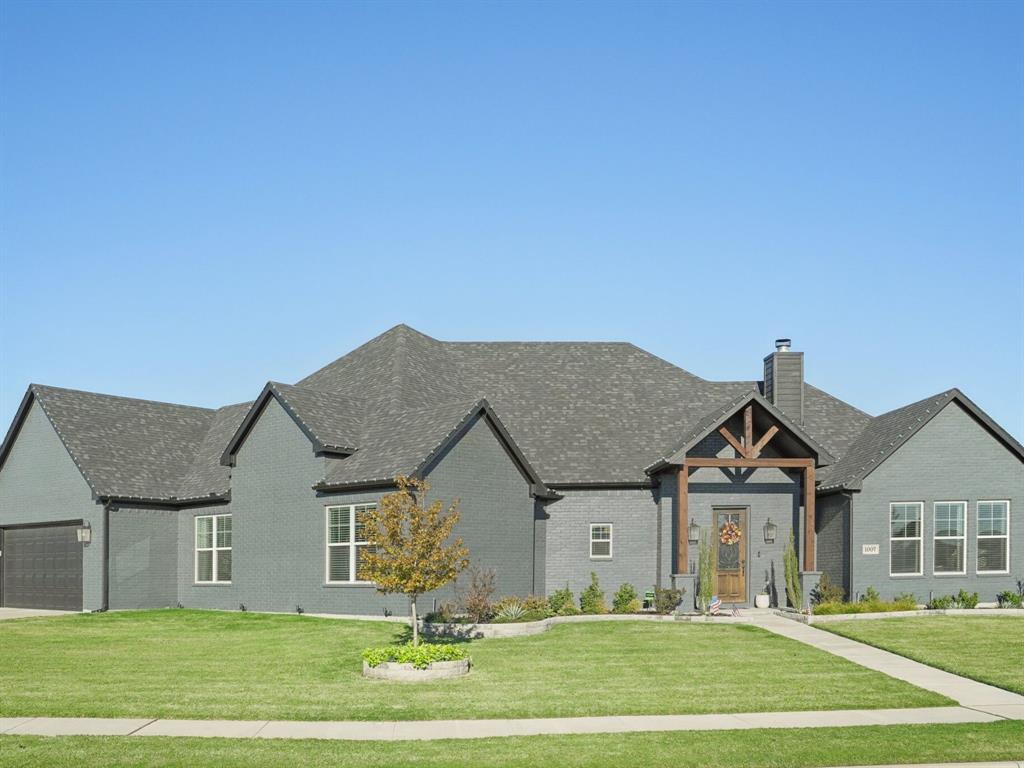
[754, 594, 770, 609]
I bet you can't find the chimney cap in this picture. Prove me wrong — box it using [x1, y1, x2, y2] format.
[775, 338, 792, 352]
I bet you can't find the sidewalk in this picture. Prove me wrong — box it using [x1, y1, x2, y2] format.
[0, 704, 1016, 741]
[747, 614, 1024, 718]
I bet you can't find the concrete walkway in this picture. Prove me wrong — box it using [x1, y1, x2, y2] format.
[0, 705, 1016, 741]
[748, 614, 1024, 719]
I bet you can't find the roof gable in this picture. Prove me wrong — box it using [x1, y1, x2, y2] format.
[817, 389, 1024, 492]
[221, 382, 365, 466]
[644, 389, 836, 474]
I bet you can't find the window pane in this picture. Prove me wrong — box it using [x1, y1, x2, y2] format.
[591, 540, 611, 557]
[934, 503, 964, 537]
[891, 505, 920, 538]
[328, 508, 350, 544]
[216, 515, 232, 548]
[934, 539, 963, 573]
[355, 544, 373, 581]
[978, 538, 1008, 572]
[978, 502, 1008, 536]
[216, 550, 232, 582]
[328, 545, 351, 582]
[196, 517, 213, 549]
[891, 540, 920, 574]
[354, 506, 373, 544]
[196, 550, 214, 581]
[591, 526, 610, 541]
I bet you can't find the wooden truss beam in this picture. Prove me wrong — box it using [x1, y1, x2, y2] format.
[744, 405, 753, 453]
[685, 457, 813, 469]
[750, 425, 780, 458]
[718, 426, 748, 457]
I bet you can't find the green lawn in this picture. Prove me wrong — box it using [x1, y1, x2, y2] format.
[0, 609, 949, 720]
[823, 616, 1024, 694]
[2, 722, 1023, 768]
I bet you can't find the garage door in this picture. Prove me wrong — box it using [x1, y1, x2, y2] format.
[2, 523, 83, 611]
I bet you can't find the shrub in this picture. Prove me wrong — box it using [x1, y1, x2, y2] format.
[954, 589, 979, 609]
[783, 533, 802, 610]
[522, 595, 553, 618]
[811, 572, 845, 605]
[813, 594, 917, 615]
[612, 583, 641, 614]
[861, 586, 881, 603]
[423, 601, 459, 624]
[493, 597, 526, 622]
[457, 565, 496, 624]
[653, 586, 685, 614]
[362, 642, 468, 670]
[927, 595, 955, 610]
[997, 590, 1023, 608]
[580, 572, 608, 614]
[548, 586, 579, 616]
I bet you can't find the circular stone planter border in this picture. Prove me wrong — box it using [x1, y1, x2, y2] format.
[362, 659, 470, 681]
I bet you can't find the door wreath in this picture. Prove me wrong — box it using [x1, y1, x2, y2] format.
[719, 520, 742, 545]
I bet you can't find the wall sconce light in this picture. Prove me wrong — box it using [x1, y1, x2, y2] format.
[763, 518, 777, 544]
[687, 520, 700, 544]
[76, 523, 91, 544]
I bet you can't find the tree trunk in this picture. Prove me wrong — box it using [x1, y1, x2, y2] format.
[410, 597, 419, 647]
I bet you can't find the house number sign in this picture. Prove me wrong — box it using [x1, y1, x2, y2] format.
[862, 544, 880, 555]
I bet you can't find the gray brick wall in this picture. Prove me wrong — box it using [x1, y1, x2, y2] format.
[816, 493, 850, 598]
[0, 401, 104, 610]
[109, 507, 178, 609]
[176, 398, 536, 616]
[543, 488, 660, 599]
[851, 402, 1024, 603]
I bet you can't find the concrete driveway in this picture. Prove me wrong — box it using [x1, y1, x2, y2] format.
[0, 607, 74, 620]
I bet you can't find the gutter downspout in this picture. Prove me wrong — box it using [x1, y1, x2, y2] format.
[101, 501, 112, 612]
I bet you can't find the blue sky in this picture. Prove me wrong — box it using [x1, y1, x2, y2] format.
[1, 1, 1021, 440]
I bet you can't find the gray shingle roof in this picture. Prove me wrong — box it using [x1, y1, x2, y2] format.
[300, 325, 870, 484]
[26, 385, 215, 501]
[319, 398, 500, 488]
[12, 324, 1006, 504]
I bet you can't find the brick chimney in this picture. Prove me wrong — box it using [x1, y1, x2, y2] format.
[763, 338, 804, 423]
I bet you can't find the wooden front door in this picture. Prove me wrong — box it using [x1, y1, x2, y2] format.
[715, 508, 747, 604]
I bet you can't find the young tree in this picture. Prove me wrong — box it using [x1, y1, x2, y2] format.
[697, 528, 716, 614]
[361, 476, 470, 646]
[783, 532, 803, 610]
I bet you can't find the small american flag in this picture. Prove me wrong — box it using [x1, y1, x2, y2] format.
[709, 596, 721, 615]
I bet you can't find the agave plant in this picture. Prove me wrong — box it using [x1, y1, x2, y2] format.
[494, 597, 526, 621]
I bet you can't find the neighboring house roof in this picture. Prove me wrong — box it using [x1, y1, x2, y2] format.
[817, 388, 1024, 492]
[3, 325, 1016, 505]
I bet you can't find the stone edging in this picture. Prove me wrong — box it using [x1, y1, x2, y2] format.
[424, 612, 677, 639]
[780, 607, 1024, 625]
[361, 659, 470, 681]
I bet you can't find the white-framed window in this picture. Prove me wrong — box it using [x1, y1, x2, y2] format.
[933, 501, 966, 575]
[326, 504, 375, 583]
[195, 514, 232, 584]
[590, 523, 612, 559]
[977, 500, 1010, 574]
[890, 502, 923, 576]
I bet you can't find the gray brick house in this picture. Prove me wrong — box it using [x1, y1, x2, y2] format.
[1, 326, 1021, 613]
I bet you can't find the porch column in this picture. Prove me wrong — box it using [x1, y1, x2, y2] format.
[803, 464, 815, 571]
[676, 464, 688, 573]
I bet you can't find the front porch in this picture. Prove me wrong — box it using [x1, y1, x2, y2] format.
[650, 392, 831, 610]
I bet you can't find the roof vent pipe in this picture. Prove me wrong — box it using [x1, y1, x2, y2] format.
[775, 338, 791, 352]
